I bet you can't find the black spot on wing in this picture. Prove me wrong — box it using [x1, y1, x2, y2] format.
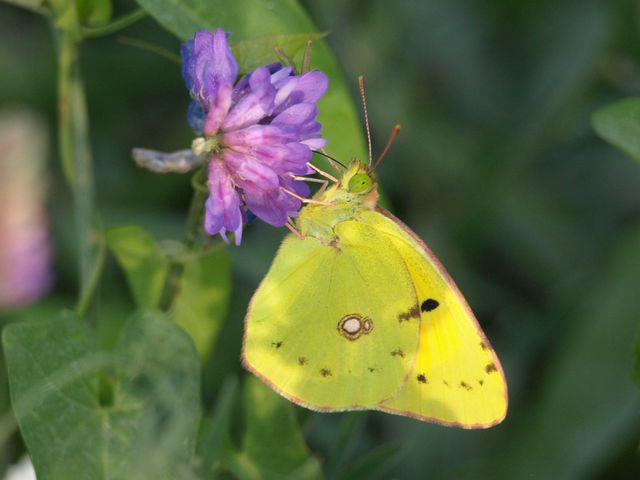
[298, 356, 307, 366]
[417, 373, 428, 384]
[421, 299, 439, 312]
[272, 341, 283, 349]
[390, 349, 405, 358]
[320, 368, 332, 377]
[486, 362, 498, 374]
[460, 381, 472, 391]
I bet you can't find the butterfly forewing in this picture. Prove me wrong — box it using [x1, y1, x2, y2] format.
[242, 222, 421, 411]
[364, 209, 508, 427]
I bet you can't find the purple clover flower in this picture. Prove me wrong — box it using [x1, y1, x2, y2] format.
[181, 28, 328, 244]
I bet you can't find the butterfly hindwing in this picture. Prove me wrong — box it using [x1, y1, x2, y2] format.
[242, 221, 421, 411]
[362, 209, 508, 427]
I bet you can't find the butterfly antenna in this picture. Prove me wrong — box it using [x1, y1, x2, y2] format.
[370, 124, 401, 174]
[358, 76, 373, 167]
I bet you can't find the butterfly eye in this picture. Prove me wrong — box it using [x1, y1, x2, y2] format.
[348, 172, 373, 193]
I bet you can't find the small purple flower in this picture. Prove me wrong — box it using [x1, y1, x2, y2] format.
[181, 28, 328, 244]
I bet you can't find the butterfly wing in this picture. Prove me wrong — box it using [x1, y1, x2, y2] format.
[365, 209, 508, 428]
[242, 221, 421, 411]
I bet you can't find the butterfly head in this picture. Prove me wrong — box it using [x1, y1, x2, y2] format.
[345, 162, 374, 194]
[336, 160, 379, 208]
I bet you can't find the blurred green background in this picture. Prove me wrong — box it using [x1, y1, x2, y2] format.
[1, 0, 640, 478]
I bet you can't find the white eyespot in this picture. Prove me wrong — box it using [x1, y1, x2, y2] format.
[337, 314, 374, 341]
[343, 317, 362, 334]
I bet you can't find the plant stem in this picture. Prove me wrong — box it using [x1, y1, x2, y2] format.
[81, 9, 147, 38]
[56, 28, 102, 317]
[158, 168, 209, 311]
[75, 227, 106, 317]
[184, 167, 209, 248]
[117, 36, 182, 63]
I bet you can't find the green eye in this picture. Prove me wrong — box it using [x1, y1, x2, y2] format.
[348, 172, 373, 193]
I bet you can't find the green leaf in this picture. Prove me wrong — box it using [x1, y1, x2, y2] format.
[337, 443, 403, 480]
[196, 377, 239, 478]
[171, 246, 232, 361]
[223, 376, 322, 480]
[324, 414, 366, 479]
[592, 97, 640, 163]
[106, 225, 170, 308]
[1, 0, 43, 11]
[114, 312, 201, 479]
[634, 325, 640, 386]
[2, 311, 201, 479]
[232, 32, 327, 74]
[106, 226, 231, 360]
[496, 228, 640, 479]
[134, 0, 367, 164]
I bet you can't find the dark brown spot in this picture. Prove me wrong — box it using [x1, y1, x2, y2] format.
[443, 380, 450, 387]
[417, 373, 428, 384]
[421, 299, 439, 312]
[272, 341, 283, 349]
[298, 356, 307, 366]
[485, 362, 498, 374]
[320, 368, 332, 377]
[390, 349, 405, 358]
[478, 379, 484, 386]
[328, 236, 341, 249]
[480, 341, 488, 350]
[398, 304, 420, 322]
[368, 367, 376, 372]
[460, 381, 472, 391]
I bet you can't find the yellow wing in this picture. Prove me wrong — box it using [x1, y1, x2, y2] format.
[242, 220, 421, 411]
[368, 209, 508, 428]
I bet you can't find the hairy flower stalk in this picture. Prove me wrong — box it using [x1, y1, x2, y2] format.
[181, 28, 328, 244]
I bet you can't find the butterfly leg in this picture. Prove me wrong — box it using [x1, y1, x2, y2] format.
[281, 187, 333, 206]
[317, 179, 329, 195]
[285, 220, 305, 239]
[290, 175, 330, 195]
[308, 159, 341, 184]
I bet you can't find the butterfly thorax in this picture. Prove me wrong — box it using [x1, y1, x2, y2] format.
[296, 161, 379, 242]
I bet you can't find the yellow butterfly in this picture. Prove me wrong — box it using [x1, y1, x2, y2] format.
[242, 80, 507, 428]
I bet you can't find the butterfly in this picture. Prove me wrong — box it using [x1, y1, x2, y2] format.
[241, 79, 507, 428]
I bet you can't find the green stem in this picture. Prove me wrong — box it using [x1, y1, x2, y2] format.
[57, 30, 78, 184]
[185, 167, 209, 248]
[157, 168, 209, 310]
[81, 8, 147, 38]
[56, 27, 102, 317]
[75, 227, 106, 317]
[117, 36, 182, 64]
